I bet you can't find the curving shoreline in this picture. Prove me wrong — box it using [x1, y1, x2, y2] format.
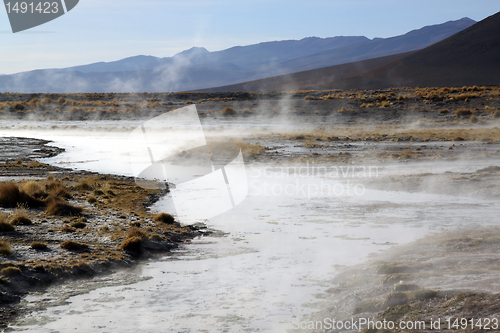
[0, 137, 210, 330]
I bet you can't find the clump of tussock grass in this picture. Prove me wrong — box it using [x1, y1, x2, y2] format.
[73, 177, 98, 191]
[30, 242, 48, 250]
[0, 182, 44, 208]
[61, 225, 76, 233]
[60, 240, 88, 251]
[45, 199, 83, 216]
[70, 221, 86, 229]
[0, 214, 15, 232]
[45, 179, 72, 199]
[27, 98, 40, 106]
[87, 196, 97, 204]
[13, 102, 25, 110]
[1, 266, 21, 277]
[130, 221, 141, 227]
[120, 237, 144, 253]
[221, 106, 237, 116]
[470, 115, 479, 123]
[0, 240, 13, 256]
[153, 213, 176, 224]
[0, 221, 15, 232]
[452, 109, 473, 117]
[241, 109, 253, 116]
[41, 97, 53, 105]
[10, 212, 32, 226]
[20, 181, 44, 197]
[127, 227, 147, 239]
[120, 228, 148, 253]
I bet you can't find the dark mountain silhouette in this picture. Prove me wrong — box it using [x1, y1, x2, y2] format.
[208, 13, 500, 92]
[333, 12, 500, 89]
[200, 52, 416, 92]
[0, 18, 476, 93]
[275, 17, 476, 73]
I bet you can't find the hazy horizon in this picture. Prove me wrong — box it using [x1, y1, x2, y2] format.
[1, 0, 499, 75]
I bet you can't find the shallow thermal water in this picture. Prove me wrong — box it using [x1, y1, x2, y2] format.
[1, 120, 499, 332]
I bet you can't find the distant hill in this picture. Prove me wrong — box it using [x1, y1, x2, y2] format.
[200, 52, 416, 92]
[0, 18, 476, 93]
[333, 12, 500, 89]
[275, 17, 476, 73]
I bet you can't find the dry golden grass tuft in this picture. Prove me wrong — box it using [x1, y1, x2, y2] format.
[30, 242, 48, 250]
[70, 221, 86, 229]
[120, 236, 143, 252]
[10, 207, 32, 226]
[74, 177, 98, 191]
[127, 227, 147, 239]
[60, 240, 88, 251]
[0, 214, 15, 232]
[452, 109, 473, 117]
[0, 221, 15, 232]
[0, 266, 21, 277]
[61, 225, 76, 233]
[221, 106, 237, 116]
[20, 181, 45, 198]
[46, 199, 83, 216]
[0, 182, 44, 208]
[0, 240, 12, 256]
[153, 213, 175, 224]
[41, 97, 53, 105]
[13, 102, 25, 110]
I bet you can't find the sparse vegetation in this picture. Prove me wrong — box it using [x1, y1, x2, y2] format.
[127, 227, 147, 239]
[0, 182, 43, 208]
[60, 240, 88, 251]
[120, 236, 143, 252]
[70, 221, 86, 229]
[153, 213, 175, 224]
[221, 106, 237, 116]
[10, 207, 32, 226]
[0, 214, 15, 232]
[1, 266, 21, 277]
[30, 242, 48, 250]
[0, 240, 12, 256]
[0, 221, 15, 232]
[45, 199, 83, 216]
[452, 108, 473, 117]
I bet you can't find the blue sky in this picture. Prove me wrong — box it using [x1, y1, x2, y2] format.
[1, 0, 499, 75]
